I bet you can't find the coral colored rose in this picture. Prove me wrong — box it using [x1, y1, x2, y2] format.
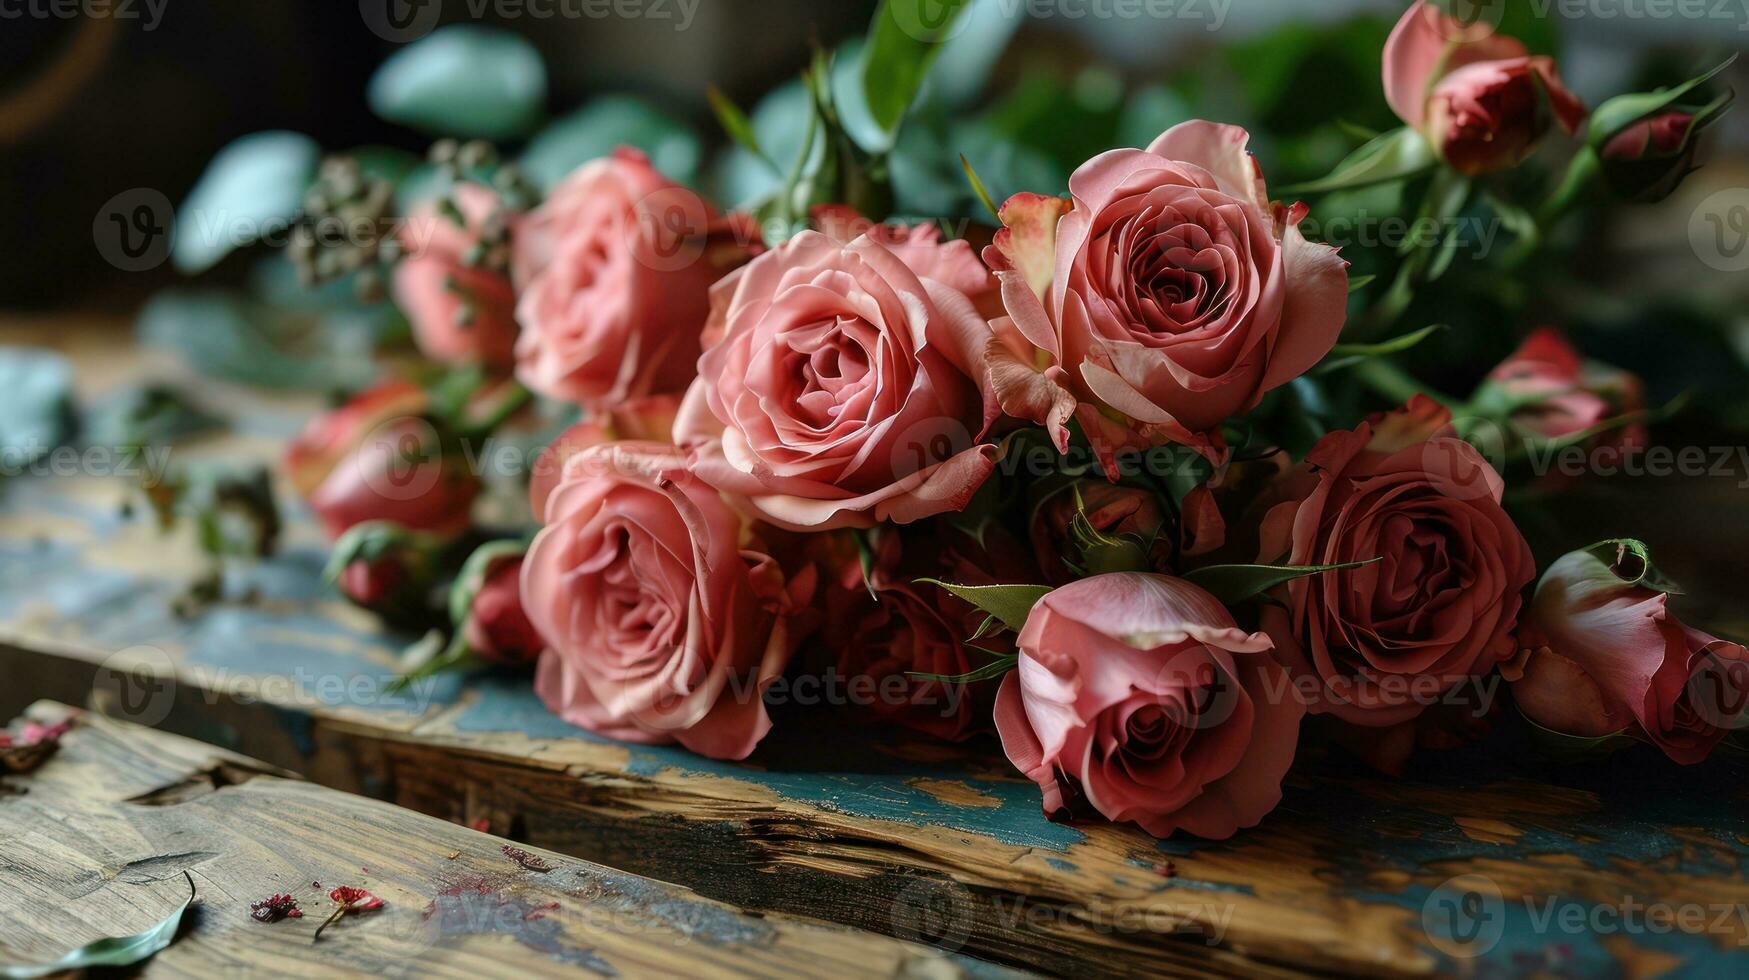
[983, 120, 1348, 467]
[523, 442, 816, 759]
[994, 573, 1302, 839]
[1384, 1, 1586, 175]
[821, 524, 1038, 741]
[284, 380, 429, 499]
[513, 148, 756, 409]
[395, 183, 519, 367]
[1478, 328, 1645, 446]
[1256, 397, 1536, 726]
[302, 405, 478, 540]
[674, 229, 1001, 531]
[464, 556, 544, 666]
[1506, 545, 1749, 764]
[527, 395, 682, 518]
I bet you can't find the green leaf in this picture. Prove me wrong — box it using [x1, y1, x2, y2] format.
[1519, 714, 1636, 764]
[1346, 273, 1376, 293]
[918, 580, 1051, 634]
[368, 26, 546, 140]
[2, 873, 193, 977]
[1586, 54, 1737, 148]
[1184, 558, 1380, 606]
[1318, 324, 1445, 373]
[521, 96, 702, 190]
[861, 0, 975, 141]
[0, 348, 75, 465]
[908, 654, 1018, 685]
[1583, 538, 1683, 596]
[1278, 127, 1434, 197]
[173, 130, 320, 274]
[959, 153, 1000, 219]
[449, 539, 529, 627]
[708, 86, 775, 172]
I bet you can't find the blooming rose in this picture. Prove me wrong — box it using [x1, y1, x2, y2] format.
[1384, 0, 1586, 175]
[1257, 397, 1536, 726]
[674, 228, 1001, 531]
[395, 183, 519, 367]
[1506, 544, 1749, 764]
[523, 442, 815, 759]
[513, 148, 756, 409]
[994, 573, 1302, 839]
[527, 395, 682, 518]
[983, 120, 1348, 466]
[821, 524, 1037, 741]
[1476, 328, 1645, 446]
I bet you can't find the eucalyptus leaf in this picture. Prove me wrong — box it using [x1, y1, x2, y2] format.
[173, 130, 320, 274]
[861, 0, 975, 142]
[918, 579, 1051, 634]
[1, 873, 193, 978]
[1278, 127, 1433, 197]
[137, 290, 384, 391]
[521, 96, 701, 189]
[368, 26, 546, 140]
[1184, 558, 1380, 606]
[0, 347, 75, 465]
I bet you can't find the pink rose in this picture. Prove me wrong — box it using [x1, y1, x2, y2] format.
[1478, 327, 1645, 445]
[1600, 111, 1707, 202]
[1507, 544, 1749, 764]
[1384, 1, 1586, 175]
[523, 442, 815, 759]
[674, 228, 1001, 531]
[994, 573, 1302, 839]
[983, 120, 1348, 466]
[395, 184, 519, 367]
[1257, 397, 1536, 726]
[1602, 112, 1693, 161]
[306, 415, 479, 539]
[513, 148, 757, 409]
[284, 379, 429, 499]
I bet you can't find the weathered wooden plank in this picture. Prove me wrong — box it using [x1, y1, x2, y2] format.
[0, 702, 1021, 979]
[7, 322, 1749, 977]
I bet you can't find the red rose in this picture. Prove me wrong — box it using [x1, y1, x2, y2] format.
[1257, 397, 1536, 726]
[1477, 327, 1645, 446]
[463, 556, 544, 666]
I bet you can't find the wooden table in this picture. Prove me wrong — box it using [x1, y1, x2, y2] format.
[0, 702, 1015, 978]
[5, 319, 1749, 977]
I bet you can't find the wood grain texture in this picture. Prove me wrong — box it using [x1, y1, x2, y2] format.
[6, 324, 1749, 977]
[0, 702, 1021, 979]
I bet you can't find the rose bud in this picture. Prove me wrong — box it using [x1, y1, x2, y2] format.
[1505, 542, 1749, 764]
[675, 225, 1001, 531]
[1028, 480, 1172, 585]
[994, 573, 1302, 839]
[1257, 397, 1537, 727]
[1598, 106, 1725, 203]
[1384, 1, 1586, 175]
[513, 148, 759, 410]
[395, 183, 520, 368]
[451, 542, 542, 667]
[324, 521, 447, 624]
[1474, 327, 1646, 447]
[283, 379, 428, 500]
[306, 414, 479, 539]
[523, 442, 817, 759]
[982, 121, 1348, 469]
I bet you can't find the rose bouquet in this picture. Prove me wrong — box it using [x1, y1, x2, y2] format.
[179, 2, 1745, 841]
